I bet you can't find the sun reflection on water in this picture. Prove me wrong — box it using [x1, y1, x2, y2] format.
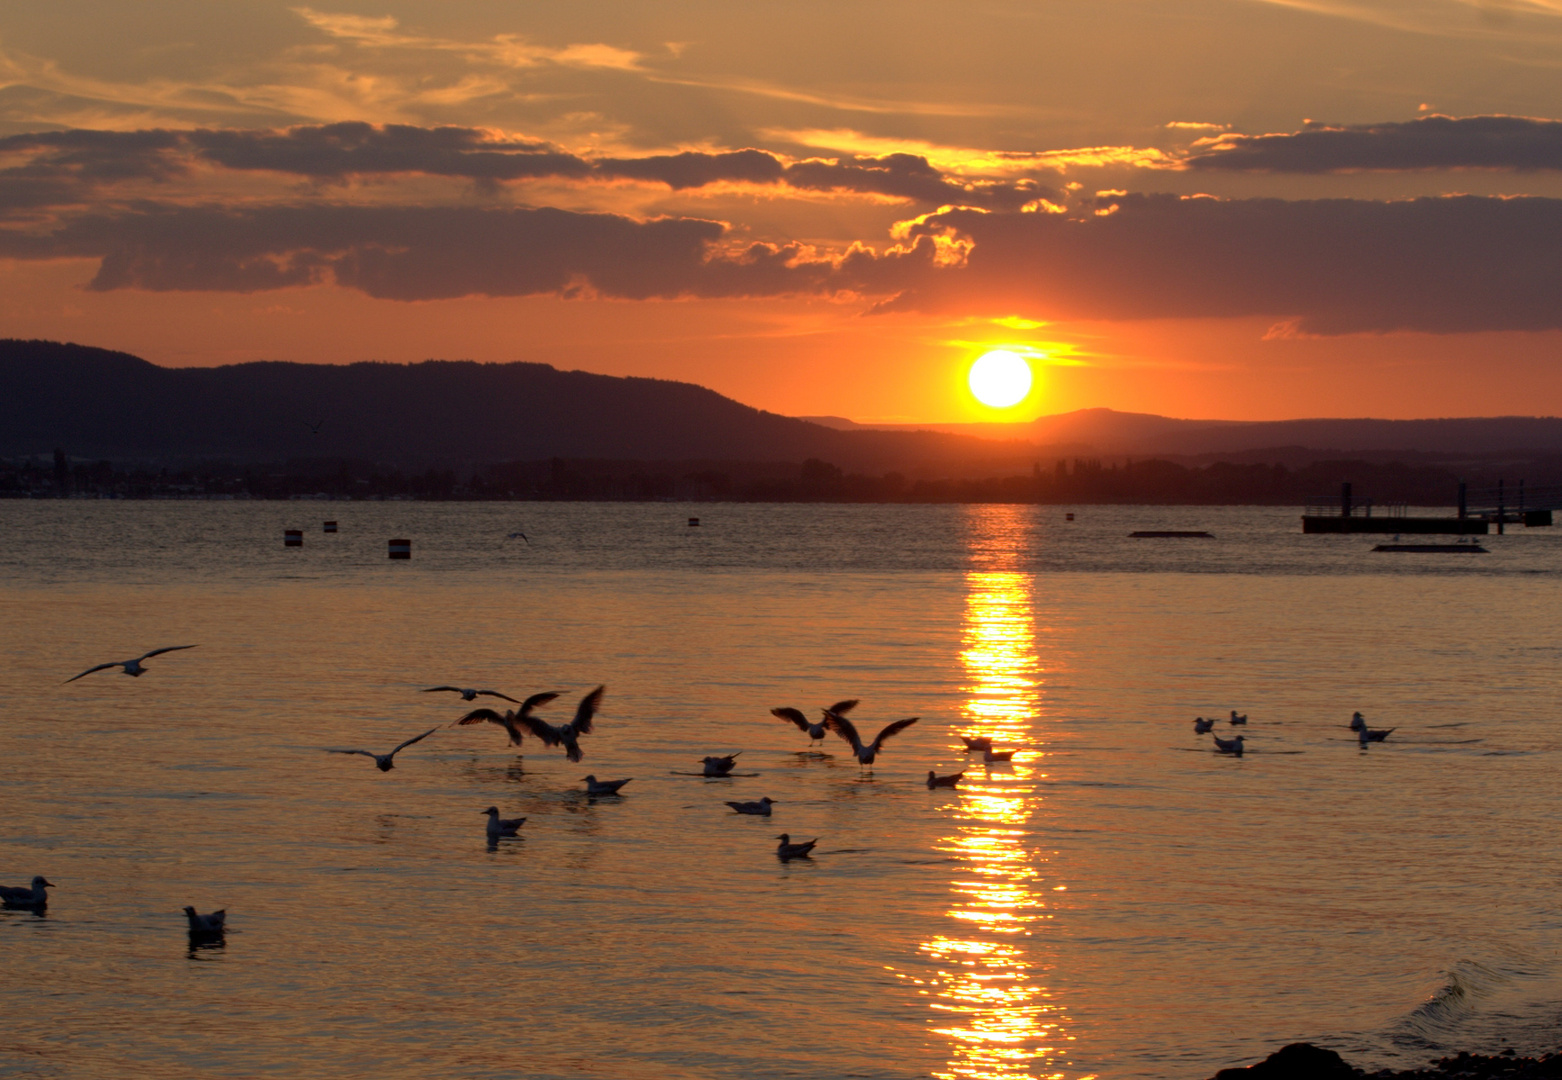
[918, 507, 1084, 1080]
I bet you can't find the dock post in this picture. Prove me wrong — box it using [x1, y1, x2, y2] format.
[1458, 481, 1467, 520]
[1498, 479, 1505, 536]
[1341, 482, 1352, 521]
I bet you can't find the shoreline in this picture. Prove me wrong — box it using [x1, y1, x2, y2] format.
[1211, 1043, 1562, 1078]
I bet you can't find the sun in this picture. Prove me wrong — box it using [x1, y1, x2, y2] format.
[968, 350, 1033, 408]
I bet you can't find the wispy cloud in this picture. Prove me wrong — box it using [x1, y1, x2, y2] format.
[764, 128, 1172, 174]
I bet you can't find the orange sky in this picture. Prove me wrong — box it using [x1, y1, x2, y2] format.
[4, 2, 1562, 422]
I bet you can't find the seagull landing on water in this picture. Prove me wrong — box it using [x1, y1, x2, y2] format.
[927, 770, 964, 789]
[1213, 733, 1245, 756]
[1358, 726, 1396, 745]
[517, 686, 604, 762]
[64, 645, 198, 684]
[726, 797, 775, 816]
[424, 686, 521, 704]
[325, 727, 438, 771]
[1229, 711, 1248, 726]
[775, 834, 818, 861]
[823, 708, 918, 772]
[483, 807, 526, 840]
[0, 876, 53, 907]
[582, 775, 631, 796]
[183, 907, 226, 933]
[701, 753, 741, 777]
[960, 735, 993, 752]
[774, 700, 857, 745]
[1193, 717, 1216, 734]
[456, 691, 561, 747]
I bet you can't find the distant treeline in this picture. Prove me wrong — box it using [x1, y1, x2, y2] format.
[6, 450, 1548, 504]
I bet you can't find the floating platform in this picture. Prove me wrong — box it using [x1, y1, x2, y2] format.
[1373, 543, 1488, 553]
[1302, 517, 1488, 535]
[1130, 530, 1214, 538]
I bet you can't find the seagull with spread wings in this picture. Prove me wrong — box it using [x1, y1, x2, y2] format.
[64, 645, 198, 683]
[423, 686, 520, 703]
[773, 699, 857, 745]
[516, 685, 604, 762]
[455, 691, 561, 746]
[325, 727, 438, 771]
[823, 708, 918, 772]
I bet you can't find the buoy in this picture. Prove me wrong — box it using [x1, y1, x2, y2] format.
[1065, 513, 1075, 521]
[284, 529, 303, 547]
[323, 521, 338, 533]
[688, 517, 700, 527]
[388, 538, 411, 560]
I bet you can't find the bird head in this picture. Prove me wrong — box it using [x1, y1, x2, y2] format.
[33, 877, 54, 889]
[482, 807, 499, 816]
[581, 775, 595, 783]
[775, 834, 789, 841]
[761, 798, 775, 805]
[183, 906, 197, 917]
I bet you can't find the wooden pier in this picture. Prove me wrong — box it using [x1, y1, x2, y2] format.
[1301, 483, 1488, 534]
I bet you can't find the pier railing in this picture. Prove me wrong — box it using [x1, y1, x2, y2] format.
[1302, 497, 1408, 518]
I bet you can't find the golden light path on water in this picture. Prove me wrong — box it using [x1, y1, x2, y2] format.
[921, 506, 1087, 1080]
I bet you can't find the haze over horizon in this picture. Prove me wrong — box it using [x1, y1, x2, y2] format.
[4, 3, 1562, 424]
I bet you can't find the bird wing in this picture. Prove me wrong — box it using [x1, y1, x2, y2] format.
[772, 707, 810, 731]
[140, 645, 198, 661]
[326, 749, 377, 758]
[391, 727, 439, 755]
[869, 717, 919, 753]
[477, 690, 521, 703]
[823, 711, 865, 752]
[826, 699, 859, 716]
[422, 686, 463, 694]
[520, 691, 561, 716]
[63, 661, 120, 683]
[571, 685, 605, 736]
[455, 708, 506, 727]
[516, 713, 562, 746]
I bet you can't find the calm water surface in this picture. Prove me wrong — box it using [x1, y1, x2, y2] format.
[2, 502, 1561, 1079]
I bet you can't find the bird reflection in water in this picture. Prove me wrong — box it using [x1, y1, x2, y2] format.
[918, 506, 1083, 1080]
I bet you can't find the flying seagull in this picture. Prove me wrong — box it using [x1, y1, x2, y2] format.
[726, 797, 775, 816]
[700, 753, 741, 777]
[775, 834, 818, 861]
[518, 685, 604, 762]
[1193, 717, 1216, 734]
[0, 876, 53, 907]
[325, 727, 438, 771]
[507, 531, 529, 544]
[773, 699, 857, 745]
[823, 709, 918, 772]
[423, 686, 521, 704]
[303, 418, 324, 434]
[456, 691, 561, 746]
[64, 645, 198, 683]
[483, 807, 527, 840]
[927, 770, 964, 789]
[582, 775, 631, 796]
[183, 906, 226, 934]
[1213, 733, 1245, 756]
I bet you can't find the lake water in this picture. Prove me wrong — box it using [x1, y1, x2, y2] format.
[3, 502, 1561, 1080]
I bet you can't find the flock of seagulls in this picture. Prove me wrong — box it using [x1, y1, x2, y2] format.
[1193, 708, 1403, 755]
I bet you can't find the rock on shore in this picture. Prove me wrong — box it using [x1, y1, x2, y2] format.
[1209, 1042, 1562, 1079]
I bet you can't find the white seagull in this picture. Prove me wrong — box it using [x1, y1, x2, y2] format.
[0, 876, 54, 906]
[823, 709, 918, 772]
[423, 686, 521, 703]
[1193, 717, 1216, 734]
[325, 727, 438, 771]
[183, 907, 226, 933]
[455, 691, 561, 746]
[64, 645, 198, 683]
[1213, 733, 1245, 756]
[483, 807, 527, 839]
[582, 775, 631, 796]
[726, 797, 775, 815]
[517, 685, 604, 762]
[775, 834, 818, 861]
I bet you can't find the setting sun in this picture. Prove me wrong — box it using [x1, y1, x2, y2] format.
[968, 351, 1033, 409]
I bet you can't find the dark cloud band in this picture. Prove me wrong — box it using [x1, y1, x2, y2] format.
[1185, 114, 1562, 173]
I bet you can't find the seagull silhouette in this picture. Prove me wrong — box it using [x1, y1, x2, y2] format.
[775, 834, 818, 861]
[455, 691, 561, 746]
[726, 797, 775, 815]
[1213, 733, 1245, 756]
[773, 699, 856, 745]
[183, 906, 226, 933]
[517, 686, 604, 762]
[483, 807, 527, 840]
[981, 748, 1015, 764]
[424, 686, 520, 703]
[325, 727, 438, 771]
[1349, 711, 1367, 732]
[582, 775, 631, 796]
[303, 418, 324, 434]
[823, 709, 918, 772]
[0, 876, 53, 907]
[1358, 726, 1396, 744]
[700, 753, 741, 777]
[506, 531, 529, 544]
[927, 770, 964, 789]
[1193, 717, 1216, 734]
[1229, 711, 1248, 726]
[64, 645, 198, 683]
[960, 734, 993, 752]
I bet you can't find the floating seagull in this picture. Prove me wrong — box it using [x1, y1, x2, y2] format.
[960, 734, 993, 752]
[456, 691, 561, 746]
[423, 686, 521, 704]
[927, 770, 964, 789]
[1358, 726, 1396, 744]
[183, 906, 226, 933]
[303, 417, 324, 434]
[1229, 711, 1248, 726]
[1349, 711, 1367, 732]
[1213, 733, 1245, 756]
[773, 699, 857, 745]
[775, 834, 818, 861]
[325, 727, 438, 771]
[483, 806, 527, 840]
[64, 644, 198, 683]
[506, 531, 529, 544]
[0, 876, 53, 907]
[1193, 717, 1215, 734]
[701, 753, 741, 777]
[981, 748, 1015, 764]
[823, 709, 918, 772]
[582, 775, 631, 796]
[726, 797, 775, 816]
[518, 685, 604, 762]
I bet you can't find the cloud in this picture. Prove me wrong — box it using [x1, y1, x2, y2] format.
[1186, 114, 1562, 172]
